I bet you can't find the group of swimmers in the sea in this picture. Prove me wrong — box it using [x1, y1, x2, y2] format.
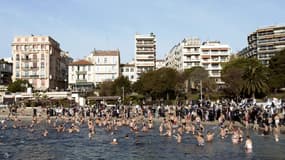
[0, 103, 283, 154]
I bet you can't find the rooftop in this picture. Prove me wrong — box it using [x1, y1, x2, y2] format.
[69, 59, 93, 65]
[92, 50, 120, 56]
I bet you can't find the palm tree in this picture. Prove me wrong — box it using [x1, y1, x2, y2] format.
[241, 59, 269, 98]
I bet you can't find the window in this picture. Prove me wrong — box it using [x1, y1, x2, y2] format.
[41, 54, 45, 60]
[16, 63, 20, 69]
[121, 68, 124, 72]
[126, 68, 129, 72]
[88, 66, 91, 71]
[16, 72, 19, 77]
[131, 75, 134, 79]
[33, 62, 37, 68]
[104, 58, 107, 64]
[25, 71, 29, 77]
[130, 68, 134, 72]
[40, 71, 45, 78]
[16, 54, 20, 60]
[41, 62, 45, 68]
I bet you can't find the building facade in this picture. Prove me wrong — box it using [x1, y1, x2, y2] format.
[68, 59, 94, 92]
[86, 49, 120, 86]
[11, 35, 70, 91]
[0, 59, 12, 85]
[165, 37, 231, 84]
[155, 59, 165, 69]
[135, 33, 156, 80]
[238, 25, 285, 66]
[200, 41, 231, 84]
[120, 61, 136, 83]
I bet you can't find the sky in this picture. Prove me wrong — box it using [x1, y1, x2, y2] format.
[0, 0, 284, 63]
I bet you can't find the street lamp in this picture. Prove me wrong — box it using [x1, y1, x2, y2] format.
[121, 86, 125, 103]
[200, 80, 203, 107]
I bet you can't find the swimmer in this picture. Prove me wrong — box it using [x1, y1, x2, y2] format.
[220, 127, 226, 139]
[273, 126, 280, 142]
[206, 131, 215, 142]
[176, 133, 182, 143]
[43, 129, 48, 137]
[125, 134, 129, 139]
[159, 123, 164, 135]
[196, 134, 205, 146]
[142, 123, 148, 132]
[111, 138, 118, 145]
[244, 135, 253, 153]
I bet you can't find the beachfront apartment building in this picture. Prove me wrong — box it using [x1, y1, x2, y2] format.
[237, 25, 285, 66]
[120, 61, 136, 83]
[68, 59, 94, 92]
[165, 37, 231, 84]
[11, 35, 72, 91]
[86, 49, 120, 86]
[135, 33, 156, 80]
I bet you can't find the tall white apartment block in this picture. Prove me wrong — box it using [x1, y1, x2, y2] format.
[11, 35, 70, 91]
[165, 37, 231, 84]
[86, 49, 120, 86]
[135, 33, 156, 79]
[200, 41, 231, 84]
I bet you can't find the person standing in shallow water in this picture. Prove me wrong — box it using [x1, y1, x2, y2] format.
[245, 135, 253, 153]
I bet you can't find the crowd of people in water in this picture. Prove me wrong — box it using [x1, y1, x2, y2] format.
[1, 98, 284, 153]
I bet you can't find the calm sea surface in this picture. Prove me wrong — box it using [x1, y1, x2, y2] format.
[0, 120, 284, 160]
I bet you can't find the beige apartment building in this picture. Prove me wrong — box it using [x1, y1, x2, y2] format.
[12, 35, 71, 91]
[135, 33, 156, 80]
[238, 25, 285, 66]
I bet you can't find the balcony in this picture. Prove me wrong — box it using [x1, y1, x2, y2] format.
[22, 67, 30, 71]
[76, 79, 87, 83]
[136, 55, 154, 60]
[136, 49, 155, 53]
[136, 43, 154, 47]
[21, 58, 31, 62]
[76, 70, 87, 75]
[184, 58, 200, 62]
[30, 66, 39, 70]
[30, 75, 39, 78]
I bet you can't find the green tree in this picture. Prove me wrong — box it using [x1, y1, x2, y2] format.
[221, 57, 269, 98]
[113, 76, 131, 96]
[98, 80, 114, 96]
[7, 79, 31, 93]
[133, 67, 179, 102]
[269, 49, 285, 92]
[241, 59, 269, 98]
[221, 58, 247, 98]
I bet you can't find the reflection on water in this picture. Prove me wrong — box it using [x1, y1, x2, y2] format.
[0, 121, 284, 160]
